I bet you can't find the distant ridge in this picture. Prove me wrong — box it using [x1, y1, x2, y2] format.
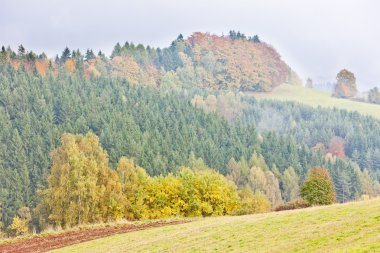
[0, 31, 301, 92]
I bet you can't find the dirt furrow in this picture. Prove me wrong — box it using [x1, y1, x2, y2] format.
[0, 220, 189, 253]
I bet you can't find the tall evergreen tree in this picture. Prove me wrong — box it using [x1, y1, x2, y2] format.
[60, 47, 71, 64]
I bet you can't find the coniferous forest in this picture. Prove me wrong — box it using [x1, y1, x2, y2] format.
[0, 32, 379, 235]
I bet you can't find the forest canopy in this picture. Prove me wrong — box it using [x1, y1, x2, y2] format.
[1, 32, 295, 92]
[0, 34, 379, 234]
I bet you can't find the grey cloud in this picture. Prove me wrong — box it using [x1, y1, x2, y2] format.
[0, 0, 379, 89]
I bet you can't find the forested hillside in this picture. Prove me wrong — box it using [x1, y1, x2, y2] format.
[0, 33, 379, 234]
[1, 31, 299, 92]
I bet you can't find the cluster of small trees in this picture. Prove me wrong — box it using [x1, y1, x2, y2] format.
[228, 30, 261, 43]
[225, 149, 379, 209]
[34, 133, 270, 231]
[0, 131, 346, 236]
[9, 133, 339, 234]
[1, 132, 378, 236]
[226, 152, 285, 207]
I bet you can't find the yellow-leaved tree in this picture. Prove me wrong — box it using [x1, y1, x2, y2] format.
[9, 217, 28, 236]
[117, 157, 150, 220]
[41, 133, 123, 228]
[234, 187, 271, 215]
[144, 174, 184, 219]
[179, 167, 240, 217]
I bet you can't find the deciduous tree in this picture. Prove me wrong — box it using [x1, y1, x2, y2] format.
[301, 167, 336, 205]
[334, 69, 357, 98]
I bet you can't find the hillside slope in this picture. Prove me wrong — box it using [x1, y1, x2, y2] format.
[252, 84, 380, 119]
[1, 31, 296, 92]
[53, 198, 380, 253]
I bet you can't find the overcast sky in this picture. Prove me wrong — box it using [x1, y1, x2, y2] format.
[1, 0, 379, 90]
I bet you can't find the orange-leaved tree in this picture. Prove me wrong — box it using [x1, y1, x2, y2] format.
[334, 69, 357, 98]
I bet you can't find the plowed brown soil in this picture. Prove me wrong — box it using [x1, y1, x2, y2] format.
[0, 220, 189, 253]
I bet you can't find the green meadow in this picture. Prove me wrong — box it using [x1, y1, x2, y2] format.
[52, 198, 380, 253]
[252, 84, 380, 119]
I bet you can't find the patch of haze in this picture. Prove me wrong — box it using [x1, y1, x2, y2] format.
[257, 107, 286, 134]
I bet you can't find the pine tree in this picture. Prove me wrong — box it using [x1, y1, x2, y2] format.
[365, 151, 373, 170]
[60, 47, 71, 65]
[227, 158, 240, 187]
[250, 35, 261, 43]
[351, 149, 360, 166]
[334, 169, 351, 203]
[283, 167, 300, 202]
[18, 45, 26, 57]
[372, 149, 380, 171]
[111, 43, 122, 58]
[85, 49, 96, 61]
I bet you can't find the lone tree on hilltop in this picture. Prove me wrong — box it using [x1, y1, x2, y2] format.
[334, 69, 357, 98]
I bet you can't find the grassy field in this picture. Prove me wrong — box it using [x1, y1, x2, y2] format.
[52, 198, 380, 253]
[251, 84, 380, 119]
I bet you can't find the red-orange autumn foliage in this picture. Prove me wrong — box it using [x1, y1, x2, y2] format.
[326, 137, 346, 159]
[187, 32, 289, 91]
[312, 143, 325, 152]
[3, 32, 293, 92]
[141, 64, 161, 86]
[35, 60, 48, 77]
[84, 59, 101, 79]
[334, 69, 357, 98]
[335, 83, 351, 98]
[23, 61, 35, 73]
[111, 56, 159, 86]
[10, 59, 21, 70]
[64, 58, 76, 73]
[111, 56, 141, 85]
[10, 59, 35, 73]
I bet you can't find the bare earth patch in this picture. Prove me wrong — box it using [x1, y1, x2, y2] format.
[0, 220, 190, 253]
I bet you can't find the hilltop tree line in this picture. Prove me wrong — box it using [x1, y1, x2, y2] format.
[1, 31, 296, 92]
